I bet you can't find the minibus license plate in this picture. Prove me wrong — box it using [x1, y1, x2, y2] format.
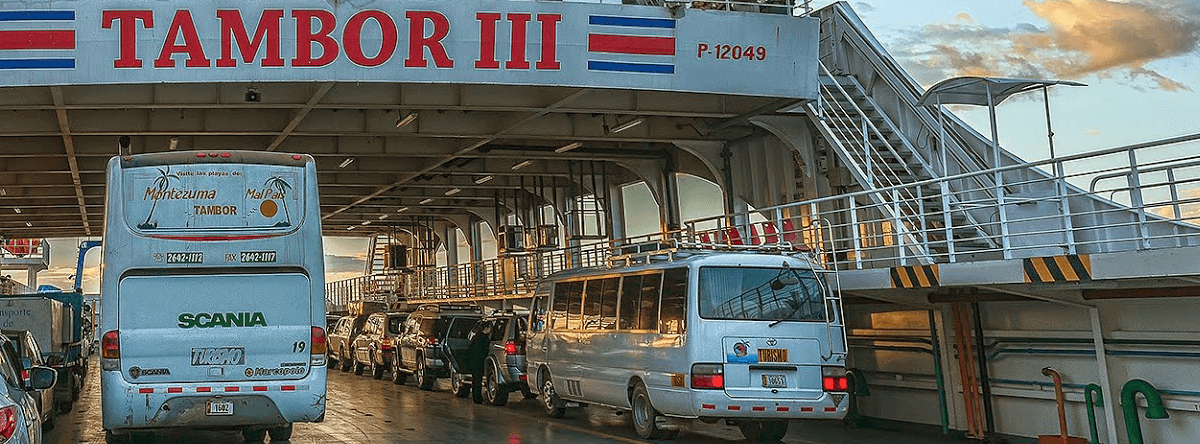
[761, 374, 787, 388]
[207, 401, 233, 416]
[759, 348, 788, 363]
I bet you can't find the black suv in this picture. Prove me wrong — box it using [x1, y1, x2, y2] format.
[393, 305, 482, 390]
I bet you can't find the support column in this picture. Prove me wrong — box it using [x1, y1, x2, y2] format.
[469, 218, 484, 263]
[661, 161, 682, 237]
[444, 226, 458, 287]
[608, 183, 626, 242]
[1090, 307, 1119, 444]
[26, 268, 37, 290]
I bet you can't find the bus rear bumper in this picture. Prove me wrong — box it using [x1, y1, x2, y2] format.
[101, 370, 327, 431]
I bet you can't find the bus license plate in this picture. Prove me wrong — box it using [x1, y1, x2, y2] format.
[759, 348, 788, 363]
[762, 374, 787, 388]
[207, 401, 233, 416]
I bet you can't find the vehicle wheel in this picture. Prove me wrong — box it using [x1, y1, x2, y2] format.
[241, 428, 267, 443]
[484, 364, 508, 406]
[540, 372, 566, 418]
[738, 419, 789, 442]
[370, 354, 384, 380]
[391, 359, 407, 385]
[339, 349, 353, 372]
[105, 430, 129, 444]
[631, 383, 668, 439]
[415, 355, 435, 391]
[327, 351, 337, 367]
[353, 359, 365, 376]
[268, 423, 293, 441]
[450, 366, 470, 398]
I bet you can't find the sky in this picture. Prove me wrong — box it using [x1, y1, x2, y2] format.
[14, 0, 1200, 292]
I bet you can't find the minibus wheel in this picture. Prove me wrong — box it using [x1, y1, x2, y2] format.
[540, 371, 566, 418]
[631, 383, 670, 439]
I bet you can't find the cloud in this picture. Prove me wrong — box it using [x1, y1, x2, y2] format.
[896, 0, 1200, 90]
[853, 2, 874, 13]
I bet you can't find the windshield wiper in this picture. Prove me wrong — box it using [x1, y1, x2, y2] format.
[769, 293, 803, 328]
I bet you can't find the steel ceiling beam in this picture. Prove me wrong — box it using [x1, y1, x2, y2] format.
[49, 86, 91, 236]
[265, 82, 334, 152]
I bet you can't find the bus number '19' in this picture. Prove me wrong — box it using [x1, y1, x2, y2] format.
[697, 43, 767, 60]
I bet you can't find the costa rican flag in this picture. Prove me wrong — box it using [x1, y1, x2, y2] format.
[587, 15, 676, 74]
[0, 11, 75, 69]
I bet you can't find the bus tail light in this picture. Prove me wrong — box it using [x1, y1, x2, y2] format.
[0, 405, 14, 440]
[310, 327, 327, 366]
[504, 342, 518, 355]
[822, 366, 848, 392]
[101, 330, 120, 359]
[691, 363, 724, 389]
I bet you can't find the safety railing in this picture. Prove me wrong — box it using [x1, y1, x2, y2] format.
[687, 132, 1200, 270]
[0, 276, 31, 295]
[633, 0, 812, 16]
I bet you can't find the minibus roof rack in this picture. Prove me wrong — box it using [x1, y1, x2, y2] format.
[607, 238, 819, 268]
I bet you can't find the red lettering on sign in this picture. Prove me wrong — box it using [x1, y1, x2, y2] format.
[505, 13, 531, 70]
[404, 11, 453, 68]
[216, 10, 284, 68]
[535, 14, 561, 70]
[101, 11, 153, 68]
[344, 10, 397, 67]
[155, 10, 211, 68]
[292, 10, 338, 67]
[474, 12, 501, 70]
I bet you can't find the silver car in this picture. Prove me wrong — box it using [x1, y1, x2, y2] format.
[468, 311, 534, 406]
[0, 333, 57, 443]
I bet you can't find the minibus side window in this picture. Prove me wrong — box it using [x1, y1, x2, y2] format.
[565, 281, 585, 330]
[618, 275, 644, 329]
[659, 268, 688, 334]
[582, 278, 603, 330]
[551, 283, 570, 329]
[597, 277, 619, 330]
[638, 273, 663, 331]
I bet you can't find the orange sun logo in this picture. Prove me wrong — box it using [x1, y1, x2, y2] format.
[260, 200, 278, 218]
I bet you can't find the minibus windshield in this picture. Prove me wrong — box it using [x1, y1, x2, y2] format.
[698, 267, 825, 321]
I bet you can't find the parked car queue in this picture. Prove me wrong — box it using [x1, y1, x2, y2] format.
[327, 305, 533, 407]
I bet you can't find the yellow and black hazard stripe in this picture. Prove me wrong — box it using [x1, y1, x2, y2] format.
[890, 264, 939, 288]
[1023, 254, 1091, 283]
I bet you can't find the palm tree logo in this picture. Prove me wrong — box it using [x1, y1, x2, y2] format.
[138, 167, 178, 229]
[263, 176, 292, 227]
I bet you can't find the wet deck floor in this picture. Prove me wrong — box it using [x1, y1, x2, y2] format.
[46, 360, 959, 444]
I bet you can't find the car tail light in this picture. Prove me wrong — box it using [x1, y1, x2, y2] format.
[426, 337, 438, 346]
[691, 363, 724, 389]
[101, 330, 120, 359]
[504, 342, 518, 355]
[311, 327, 326, 354]
[381, 338, 393, 350]
[822, 366, 848, 392]
[0, 405, 15, 440]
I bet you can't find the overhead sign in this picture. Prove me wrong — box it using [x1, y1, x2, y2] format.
[0, 1, 819, 98]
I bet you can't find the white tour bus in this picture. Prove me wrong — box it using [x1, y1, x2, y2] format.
[525, 249, 847, 441]
[99, 151, 326, 443]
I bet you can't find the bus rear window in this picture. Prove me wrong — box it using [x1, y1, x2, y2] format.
[698, 267, 825, 321]
[123, 163, 304, 232]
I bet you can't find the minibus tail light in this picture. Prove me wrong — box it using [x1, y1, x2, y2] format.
[822, 366, 848, 392]
[381, 338, 393, 350]
[691, 363, 724, 389]
[504, 342, 518, 355]
[101, 330, 120, 359]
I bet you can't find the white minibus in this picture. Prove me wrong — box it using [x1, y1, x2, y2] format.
[525, 249, 847, 441]
[99, 151, 326, 443]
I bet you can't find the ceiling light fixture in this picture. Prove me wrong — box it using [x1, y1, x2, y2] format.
[395, 112, 418, 128]
[346, 226, 356, 231]
[378, 214, 390, 220]
[419, 198, 434, 205]
[610, 117, 645, 134]
[397, 207, 409, 213]
[445, 188, 462, 196]
[0, 188, 6, 196]
[555, 142, 582, 153]
[13, 208, 19, 214]
[338, 157, 355, 168]
[361, 220, 371, 225]
[25, 222, 32, 227]
[474, 175, 494, 184]
[511, 160, 533, 170]
[168, 137, 179, 151]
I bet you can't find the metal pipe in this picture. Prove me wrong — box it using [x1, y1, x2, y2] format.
[929, 310, 950, 436]
[1041, 367, 1070, 440]
[1121, 379, 1169, 444]
[1084, 384, 1104, 444]
[971, 302, 996, 437]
